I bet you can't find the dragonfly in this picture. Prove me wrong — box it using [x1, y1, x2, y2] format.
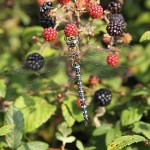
[3, 36, 133, 125]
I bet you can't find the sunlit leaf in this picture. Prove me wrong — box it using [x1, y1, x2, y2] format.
[14, 96, 56, 133]
[140, 31, 150, 42]
[0, 124, 14, 136]
[0, 79, 6, 98]
[107, 135, 146, 150]
[17, 141, 49, 150]
[76, 140, 84, 150]
[61, 104, 75, 127]
[5, 105, 24, 149]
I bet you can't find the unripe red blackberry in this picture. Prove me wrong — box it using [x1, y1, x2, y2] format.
[107, 1, 122, 14]
[59, 0, 70, 5]
[106, 19, 126, 36]
[25, 53, 44, 71]
[107, 54, 119, 67]
[88, 75, 99, 86]
[37, 0, 49, 6]
[64, 23, 78, 37]
[43, 27, 57, 41]
[94, 88, 112, 106]
[88, 4, 103, 19]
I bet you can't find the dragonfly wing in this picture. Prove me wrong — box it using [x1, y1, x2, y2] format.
[4, 53, 75, 98]
[80, 45, 133, 79]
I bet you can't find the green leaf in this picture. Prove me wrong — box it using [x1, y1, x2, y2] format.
[61, 104, 75, 127]
[76, 140, 84, 150]
[105, 125, 122, 146]
[121, 105, 144, 126]
[64, 136, 76, 143]
[14, 96, 56, 133]
[0, 79, 6, 98]
[132, 87, 150, 96]
[55, 132, 64, 142]
[56, 122, 76, 145]
[0, 124, 14, 136]
[107, 135, 146, 150]
[140, 31, 150, 42]
[132, 121, 150, 139]
[57, 122, 72, 137]
[17, 141, 49, 150]
[64, 96, 84, 122]
[4, 104, 24, 149]
[92, 123, 112, 136]
[0, 141, 7, 148]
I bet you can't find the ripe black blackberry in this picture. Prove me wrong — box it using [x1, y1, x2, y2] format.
[94, 88, 112, 106]
[25, 53, 44, 71]
[106, 19, 126, 36]
[39, 17, 56, 28]
[39, 2, 53, 18]
[107, 1, 122, 14]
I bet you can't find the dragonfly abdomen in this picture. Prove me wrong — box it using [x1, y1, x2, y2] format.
[73, 64, 88, 126]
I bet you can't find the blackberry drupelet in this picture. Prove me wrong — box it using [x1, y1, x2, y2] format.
[39, 16, 56, 28]
[107, 1, 122, 13]
[94, 88, 112, 106]
[39, 1, 53, 18]
[106, 19, 126, 36]
[25, 53, 44, 71]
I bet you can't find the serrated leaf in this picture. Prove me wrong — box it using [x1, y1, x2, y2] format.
[56, 122, 75, 145]
[105, 127, 122, 146]
[57, 122, 72, 137]
[140, 31, 150, 42]
[61, 104, 75, 127]
[64, 136, 76, 143]
[4, 104, 24, 149]
[0, 124, 14, 136]
[121, 107, 144, 126]
[76, 140, 84, 150]
[132, 121, 150, 139]
[107, 135, 146, 150]
[14, 96, 56, 133]
[17, 141, 49, 150]
[55, 132, 64, 142]
[0, 79, 6, 98]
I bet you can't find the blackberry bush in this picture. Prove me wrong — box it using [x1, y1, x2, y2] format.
[2, 1, 146, 150]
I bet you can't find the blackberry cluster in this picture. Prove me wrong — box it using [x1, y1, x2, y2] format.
[39, 1, 56, 28]
[94, 88, 112, 106]
[107, 14, 126, 36]
[107, 1, 122, 14]
[25, 53, 44, 71]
